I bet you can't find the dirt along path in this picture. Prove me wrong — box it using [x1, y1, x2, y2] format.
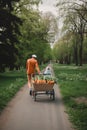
[0, 66, 75, 130]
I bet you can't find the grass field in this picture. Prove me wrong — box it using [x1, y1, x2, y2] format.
[0, 69, 27, 113]
[53, 64, 87, 130]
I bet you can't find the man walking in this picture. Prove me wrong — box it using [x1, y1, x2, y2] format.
[26, 54, 41, 95]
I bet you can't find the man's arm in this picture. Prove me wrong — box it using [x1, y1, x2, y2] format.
[26, 60, 30, 74]
[35, 62, 40, 74]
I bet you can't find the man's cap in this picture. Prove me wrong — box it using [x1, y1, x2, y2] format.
[32, 54, 37, 58]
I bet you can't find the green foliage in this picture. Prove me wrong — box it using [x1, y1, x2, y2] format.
[0, 0, 22, 71]
[53, 35, 73, 64]
[53, 64, 87, 130]
[0, 0, 51, 71]
[18, 8, 52, 65]
[56, 0, 87, 66]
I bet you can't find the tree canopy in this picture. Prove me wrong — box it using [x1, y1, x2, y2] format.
[54, 0, 87, 65]
[0, 0, 54, 72]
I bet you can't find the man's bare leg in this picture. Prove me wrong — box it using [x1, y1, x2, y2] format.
[27, 75, 32, 95]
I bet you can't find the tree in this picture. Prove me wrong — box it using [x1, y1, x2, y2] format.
[53, 32, 73, 64]
[56, 0, 87, 65]
[0, 0, 43, 71]
[16, 7, 53, 65]
[41, 12, 58, 47]
[0, 0, 22, 71]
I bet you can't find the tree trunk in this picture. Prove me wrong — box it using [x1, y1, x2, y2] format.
[74, 39, 78, 66]
[79, 33, 83, 66]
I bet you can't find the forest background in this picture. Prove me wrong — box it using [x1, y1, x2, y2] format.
[0, 0, 87, 72]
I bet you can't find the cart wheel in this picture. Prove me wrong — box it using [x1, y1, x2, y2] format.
[50, 94, 52, 99]
[46, 91, 49, 95]
[52, 89, 55, 100]
[50, 91, 53, 99]
[34, 92, 36, 101]
[50, 89, 55, 100]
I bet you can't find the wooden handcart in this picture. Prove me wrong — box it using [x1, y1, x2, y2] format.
[32, 75, 55, 101]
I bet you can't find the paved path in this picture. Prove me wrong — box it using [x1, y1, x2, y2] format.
[0, 66, 75, 130]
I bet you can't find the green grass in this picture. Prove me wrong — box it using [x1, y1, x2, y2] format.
[53, 64, 87, 130]
[0, 69, 27, 113]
